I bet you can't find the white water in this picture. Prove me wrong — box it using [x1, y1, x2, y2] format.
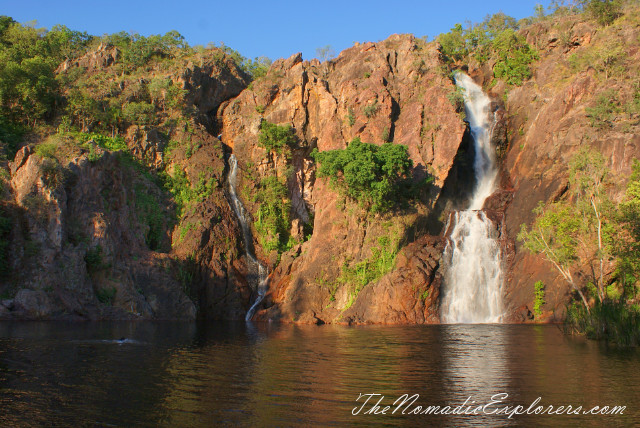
[440, 73, 503, 323]
[228, 154, 268, 321]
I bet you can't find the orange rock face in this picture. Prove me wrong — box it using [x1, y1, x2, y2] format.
[219, 34, 467, 324]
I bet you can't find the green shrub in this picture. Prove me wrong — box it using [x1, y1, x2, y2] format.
[586, 0, 622, 26]
[345, 107, 355, 127]
[438, 23, 468, 62]
[363, 100, 379, 118]
[564, 301, 640, 346]
[338, 229, 401, 308]
[586, 90, 622, 128]
[122, 101, 155, 125]
[96, 286, 116, 305]
[447, 86, 466, 116]
[313, 137, 419, 213]
[255, 175, 293, 255]
[34, 143, 58, 159]
[85, 245, 105, 272]
[78, 132, 128, 152]
[492, 29, 538, 86]
[134, 184, 165, 250]
[534, 280, 545, 316]
[258, 121, 297, 154]
[163, 168, 216, 217]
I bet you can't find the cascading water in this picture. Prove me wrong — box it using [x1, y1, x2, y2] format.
[227, 154, 268, 321]
[440, 73, 503, 323]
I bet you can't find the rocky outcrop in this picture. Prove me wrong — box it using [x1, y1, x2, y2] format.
[2, 144, 196, 320]
[219, 34, 468, 323]
[490, 15, 640, 320]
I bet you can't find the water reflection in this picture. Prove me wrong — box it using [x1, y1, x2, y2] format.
[441, 325, 511, 426]
[0, 322, 638, 427]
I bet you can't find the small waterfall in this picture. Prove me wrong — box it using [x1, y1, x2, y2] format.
[440, 73, 503, 323]
[227, 154, 268, 321]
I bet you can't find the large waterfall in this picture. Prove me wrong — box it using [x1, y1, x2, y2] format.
[440, 73, 503, 323]
[227, 154, 268, 321]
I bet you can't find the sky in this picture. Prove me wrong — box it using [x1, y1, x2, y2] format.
[3, 0, 552, 61]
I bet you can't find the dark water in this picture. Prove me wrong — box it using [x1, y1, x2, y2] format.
[0, 322, 638, 427]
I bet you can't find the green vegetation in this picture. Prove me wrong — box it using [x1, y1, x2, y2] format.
[565, 301, 640, 346]
[363, 100, 379, 118]
[447, 85, 466, 119]
[34, 142, 57, 159]
[345, 107, 355, 127]
[315, 45, 335, 62]
[255, 175, 294, 255]
[313, 137, 422, 213]
[96, 286, 117, 305]
[163, 167, 216, 217]
[534, 280, 546, 316]
[84, 245, 105, 272]
[586, 90, 622, 128]
[340, 228, 402, 309]
[520, 150, 640, 344]
[258, 121, 297, 155]
[437, 13, 538, 86]
[585, 0, 623, 26]
[491, 29, 539, 85]
[134, 184, 165, 251]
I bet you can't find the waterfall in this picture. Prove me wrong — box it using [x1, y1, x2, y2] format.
[227, 154, 268, 321]
[440, 73, 503, 323]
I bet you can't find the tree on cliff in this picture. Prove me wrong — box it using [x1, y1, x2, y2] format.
[312, 137, 418, 213]
[518, 201, 590, 310]
[518, 148, 621, 310]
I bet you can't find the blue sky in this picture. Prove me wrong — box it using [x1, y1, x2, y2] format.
[3, 0, 551, 61]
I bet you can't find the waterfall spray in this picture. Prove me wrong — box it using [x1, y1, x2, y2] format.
[441, 73, 503, 323]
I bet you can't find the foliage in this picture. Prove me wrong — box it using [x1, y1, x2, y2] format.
[78, 132, 128, 152]
[438, 23, 468, 62]
[163, 167, 216, 217]
[134, 184, 166, 251]
[519, 201, 588, 306]
[0, 115, 24, 160]
[0, 18, 92, 125]
[103, 30, 186, 72]
[363, 100, 379, 118]
[255, 175, 293, 255]
[346, 107, 355, 127]
[437, 13, 537, 86]
[85, 245, 105, 272]
[492, 29, 539, 85]
[316, 45, 335, 62]
[313, 137, 418, 213]
[96, 286, 117, 305]
[121, 101, 155, 126]
[534, 280, 546, 316]
[447, 86, 466, 115]
[615, 160, 640, 298]
[243, 56, 272, 79]
[34, 142, 57, 159]
[339, 229, 401, 309]
[258, 121, 297, 154]
[565, 301, 640, 346]
[586, 90, 622, 128]
[519, 148, 635, 316]
[567, 40, 625, 79]
[585, 0, 622, 25]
